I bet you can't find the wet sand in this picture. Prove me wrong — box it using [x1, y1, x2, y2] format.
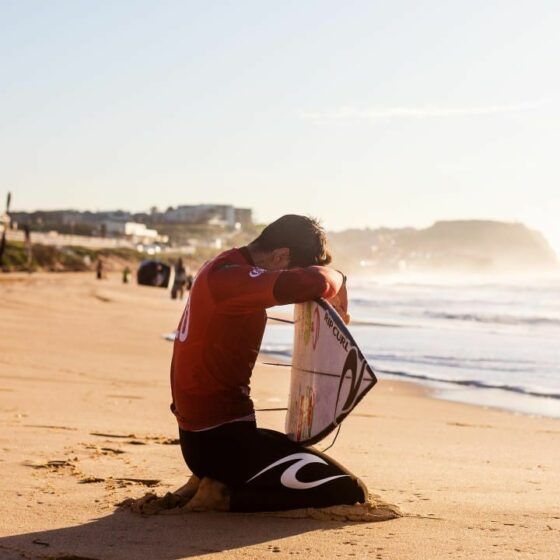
[0, 272, 559, 559]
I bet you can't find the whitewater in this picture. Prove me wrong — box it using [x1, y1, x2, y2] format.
[263, 275, 560, 418]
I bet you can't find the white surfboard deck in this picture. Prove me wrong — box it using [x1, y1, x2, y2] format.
[285, 299, 377, 445]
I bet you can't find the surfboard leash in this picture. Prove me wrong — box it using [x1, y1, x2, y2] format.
[254, 407, 288, 412]
[319, 424, 342, 453]
[266, 316, 294, 324]
[253, 406, 342, 451]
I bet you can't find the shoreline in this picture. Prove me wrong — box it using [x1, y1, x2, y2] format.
[384, 374, 560, 420]
[263, 308, 560, 419]
[262, 353, 560, 422]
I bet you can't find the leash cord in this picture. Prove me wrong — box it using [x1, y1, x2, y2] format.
[319, 424, 342, 453]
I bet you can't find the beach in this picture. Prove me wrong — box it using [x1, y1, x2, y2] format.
[1, 272, 559, 559]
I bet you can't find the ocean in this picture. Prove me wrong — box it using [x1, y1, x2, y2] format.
[262, 275, 560, 419]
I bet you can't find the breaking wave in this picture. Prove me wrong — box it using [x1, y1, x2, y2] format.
[425, 311, 560, 327]
[367, 352, 542, 373]
[377, 367, 560, 400]
[260, 344, 292, 359]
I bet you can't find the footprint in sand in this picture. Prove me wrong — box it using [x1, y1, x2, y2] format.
[82, 444, 127, 456]
[91, 290, 112, 303]
[89, 432, 179, 445]
[23, 424, 78, 431]
[24, 459, 77, 471]
[447, 422, 493, 429]
[23, 458, 85, 481]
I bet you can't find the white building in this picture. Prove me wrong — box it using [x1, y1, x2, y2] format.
[164, 204, 245, 227]
[103, 221, 166, 245]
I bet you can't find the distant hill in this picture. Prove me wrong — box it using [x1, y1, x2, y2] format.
[328, 220, 558, 274]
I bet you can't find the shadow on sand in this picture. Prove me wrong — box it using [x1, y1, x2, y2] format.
[1, 508, 374, 559]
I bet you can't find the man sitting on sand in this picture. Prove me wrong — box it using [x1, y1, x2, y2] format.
[169, 215, 367, 512]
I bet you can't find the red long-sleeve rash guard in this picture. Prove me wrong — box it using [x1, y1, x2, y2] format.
[170, 246, 343, 431]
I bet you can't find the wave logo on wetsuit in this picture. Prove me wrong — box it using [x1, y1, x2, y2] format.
[249, 267, 266, 278]
[246, 453, 348, 490]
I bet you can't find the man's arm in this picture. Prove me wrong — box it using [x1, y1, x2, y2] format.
[207, 262, 283, 310]
[275, 267, 350, 323]
[325, 274, 350, 324]
[273, 266, 344, 304]
[208, 261, 345, 311]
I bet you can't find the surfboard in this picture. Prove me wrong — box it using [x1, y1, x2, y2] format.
[285, 299, 377, 446]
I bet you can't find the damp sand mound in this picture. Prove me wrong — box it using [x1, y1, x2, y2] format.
[264, 496, 402, 522]
[118, 492, 401, 522]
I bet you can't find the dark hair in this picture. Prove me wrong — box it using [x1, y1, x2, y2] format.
[252, 215, 331, 267]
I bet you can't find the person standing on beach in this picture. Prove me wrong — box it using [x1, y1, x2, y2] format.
[169, 215, 366, 512]
[95, 258, 104, 280]
[171, 258, 188, 300]
[23, 224, 32, 272]
[122, 266, 131, 284]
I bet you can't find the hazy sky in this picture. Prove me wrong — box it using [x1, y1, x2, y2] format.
[2, 1, 559, 253]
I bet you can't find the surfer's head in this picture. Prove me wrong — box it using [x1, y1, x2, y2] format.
[248, 215, 332, 270]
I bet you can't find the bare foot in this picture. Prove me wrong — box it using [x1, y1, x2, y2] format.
[118, 477, 199, 516]
[185, 477, 231, 512]
[173, 474, 200, 500]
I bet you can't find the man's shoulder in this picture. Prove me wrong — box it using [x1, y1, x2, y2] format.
[207, 248, 246, 272]
[195, 250, 244, 292]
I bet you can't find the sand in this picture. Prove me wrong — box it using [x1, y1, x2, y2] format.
[0, 272, 559, 559]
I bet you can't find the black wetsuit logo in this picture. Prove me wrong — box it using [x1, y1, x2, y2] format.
[246, 453, 348, 489]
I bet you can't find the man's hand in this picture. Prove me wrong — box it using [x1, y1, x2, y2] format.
[326, 272, 350, 324]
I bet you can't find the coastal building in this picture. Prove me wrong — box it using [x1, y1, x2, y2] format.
[163, 204, 252, 227]
[103, 220, 167, 246]
[234, 207, 252, 226]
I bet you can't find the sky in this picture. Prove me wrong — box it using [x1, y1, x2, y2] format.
[1, 1, 559, 254]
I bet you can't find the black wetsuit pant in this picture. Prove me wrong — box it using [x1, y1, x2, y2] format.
[179, 421, 366, 512]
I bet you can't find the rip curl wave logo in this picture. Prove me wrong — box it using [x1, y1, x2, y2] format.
[249, 267, 266, 278]
[246, 453, 348, 490]
[334, 347, 368, 419]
